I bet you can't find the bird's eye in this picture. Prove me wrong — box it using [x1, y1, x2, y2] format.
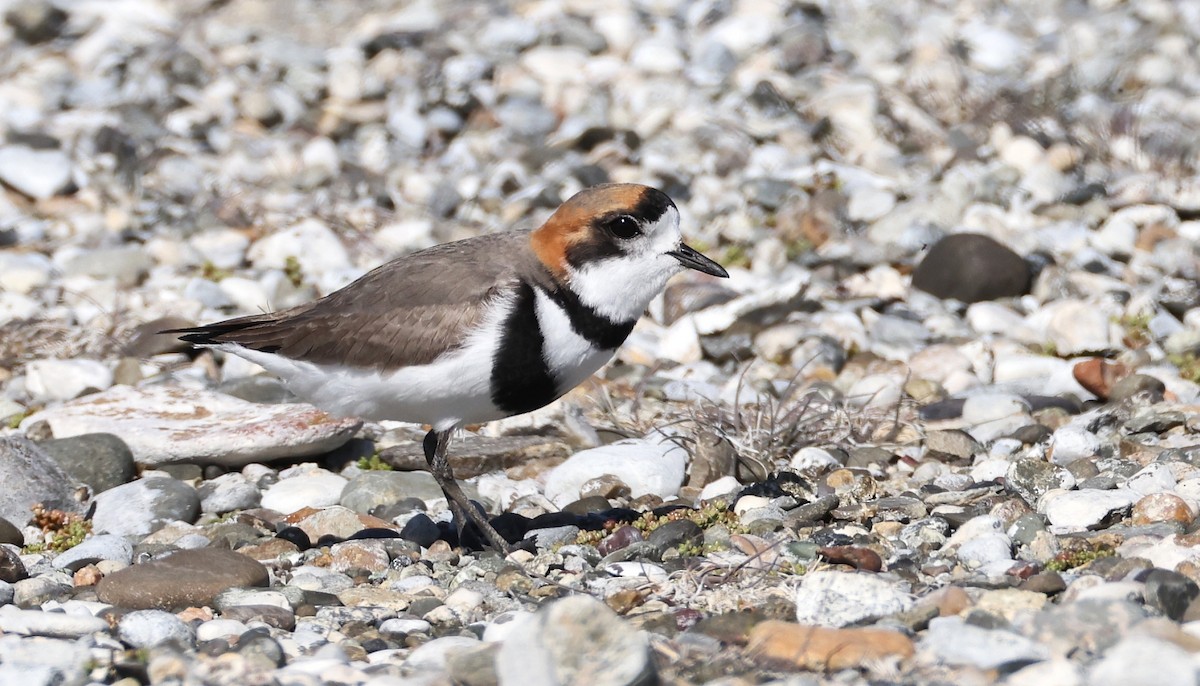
[605, 215, 641, 239]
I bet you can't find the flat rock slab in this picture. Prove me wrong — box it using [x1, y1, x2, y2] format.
[379, 435, 569, 479]
[22, 385, 362, 466]
[96, 548, 269, 610]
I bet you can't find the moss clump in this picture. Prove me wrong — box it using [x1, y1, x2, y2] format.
[1117, 312, 1153, 348]
[573, 502, 747, 548]
[200, 260, 232, 282]
[356, 453, 393, 471]
[284, 255, 304, 287]
[1169, 353, 1200, 383]
[23, 503, 92, 554]
[1044, 544, 1115, 572]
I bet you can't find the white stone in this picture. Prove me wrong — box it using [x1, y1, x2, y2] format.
[0, 292, 39, 324]
[196, 619, 249, 641]
[118, 610, 194, 649]
[790, 447, 841, 472]
[1039, 489, 1138, 530]
[0, 252, 52, 294]
[1048, 426, 1101, 465]
[1088, 635, 1197, 686]
[919, 616, 1049, 669]
[793, 571, 913, 627]
[0, 605, 108, 638]
[495, 595, 652, 686]
[25, 359, 112, 403]
[542, 438, 687, 508]
[698, 476, 741, 501]
[1126, 463, 1177, 496]
[247, 218, 351, 279]
[261, 470, 348, 514]
[846, 186, 896, 222]
[406, 636, 480, 671]
[21, 385, 361, 467]
[189, 229, 250, 270]
[957, 532, 1013, 569]
[0, 146, 73, 200]
[846, 373, 904, 410]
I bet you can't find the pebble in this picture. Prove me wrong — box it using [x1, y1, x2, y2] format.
[0, 146, 73, 200]
[495, 595, 654, 686]
[1040, 489, 1138, 530]
[91, 477, 200, 537]
[51, 534, 132, 571]
[118, 610, 195, 649]
[24, 359, 112, 403]
[0, 436, 87, 525]
[22, 385, 361, 467]
[197, 472, 262, 514]
[260, 470, 349, 514]
[918, 616, 1049, 669]
[96, 548, 269, 610]
[542, 438, 687, 508]
[747, 620, 914, 670]
[35, 433, 136, 494]
[794, 571, 914, 627]
[0, 606, 108, 638]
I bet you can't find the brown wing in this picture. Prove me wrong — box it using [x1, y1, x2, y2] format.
[167, 231, 532, 370]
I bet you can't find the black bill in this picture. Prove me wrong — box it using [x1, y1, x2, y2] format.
[668, 243, 729, 278]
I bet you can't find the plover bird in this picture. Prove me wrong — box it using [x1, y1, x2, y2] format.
[169, 183, 728, 551]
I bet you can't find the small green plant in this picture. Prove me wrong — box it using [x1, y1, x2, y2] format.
[283, 255, 304, 287]
[1117, 312, 1153, 348]
[1169, 353, 1200, 383]
[23, 503, 92, 554]
[5, 411, 27, 430]
[356, 453, 393, 471]
[200, 260, 231, 282]
[1044, 544, 1115, 572]
[574, 502, 747, 548]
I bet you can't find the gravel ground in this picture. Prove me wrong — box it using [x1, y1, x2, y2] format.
[2, 0, 1200, 684]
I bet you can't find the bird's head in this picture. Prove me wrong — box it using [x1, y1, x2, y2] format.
[531, 183, 728, 322]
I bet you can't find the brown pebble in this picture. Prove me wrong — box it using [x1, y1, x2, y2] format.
[1072, 358, 1128, 400]
[747, 621, 914, 670]
[1132, 493, 1194, 526]
[606, 589, 643, 615]
[73, 565, 102, 587]
[818, 545, 882, 572]
[924, 586, 972, 616]
[177, 606, 213, 623]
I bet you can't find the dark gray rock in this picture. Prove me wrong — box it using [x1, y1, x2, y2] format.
[1006, 459, 1072, 505]
[4, 0, 67, 44]
[1108, 374, 1166, 404]
[37, 433, 136, 494]
[646, 519, 704, 556]
[0, 545, 28, 583]
[1139, 568, 1199, 621]
[913, 233, 1031, 303]
[0, 517, 22, 546]
[0, 436, 87, 525]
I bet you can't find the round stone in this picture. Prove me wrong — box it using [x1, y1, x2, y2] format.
[1131, 493, 1193, 526]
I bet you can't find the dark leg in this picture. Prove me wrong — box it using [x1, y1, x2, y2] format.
[422, 429, 512, 553]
